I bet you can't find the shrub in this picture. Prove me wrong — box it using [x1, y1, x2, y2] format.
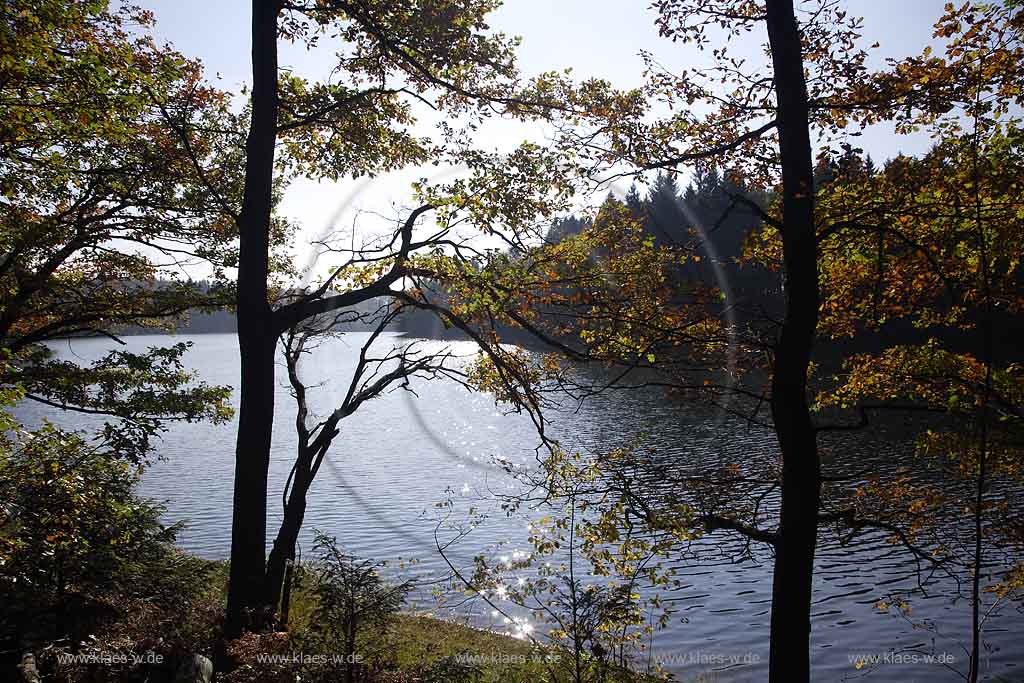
[293, 530, 413, 683]
[0, 420, 221, 679]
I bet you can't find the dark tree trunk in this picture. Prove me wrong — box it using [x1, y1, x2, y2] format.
[265, 475, 312, 612]
[224, 0, 280, 641]
[764, 1, 821, 682]
[345, 624, 358, 683]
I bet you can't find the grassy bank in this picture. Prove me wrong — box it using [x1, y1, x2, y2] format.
[221, 559, 663, 683]
[6, 554, 666, 682]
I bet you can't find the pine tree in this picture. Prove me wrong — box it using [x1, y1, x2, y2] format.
[646, 172, 687, 245]
[625, 183, 646, 219]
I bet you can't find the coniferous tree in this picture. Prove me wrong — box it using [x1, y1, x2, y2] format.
[646, 172, 687, 246]
[624, 183, 645, 220]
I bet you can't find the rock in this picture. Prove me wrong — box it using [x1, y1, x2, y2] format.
[17, 652, 41, 683]
[127, 650, 167, 683]
[173, 654, 212, 683]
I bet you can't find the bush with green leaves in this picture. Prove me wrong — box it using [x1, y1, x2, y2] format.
[292, 530, 413, 683]
[0, 416, 216, 657]
[420, 654, 486, 683]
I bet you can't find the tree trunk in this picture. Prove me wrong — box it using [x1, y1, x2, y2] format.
[223, 0, 280, 641]
[265, 476, 312, 612]
[345, 622, 358, 683]
[968, 89, 993, 683]
[764, 1, 821, 682]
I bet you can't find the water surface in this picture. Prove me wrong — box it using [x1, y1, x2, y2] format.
[17, 333, 1022, 681]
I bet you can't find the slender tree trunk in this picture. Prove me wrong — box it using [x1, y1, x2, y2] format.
[280, 558, 295, 628]
[224, 0, 280, 641]
[969, 407, 988, 683]
[968, 84, 992, 683]
[345, 623, 357, 683]
[266, 476, 312, 611]
[764, 1, 821, 682]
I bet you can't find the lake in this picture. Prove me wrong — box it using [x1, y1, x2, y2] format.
[16, 332, 1022, 681]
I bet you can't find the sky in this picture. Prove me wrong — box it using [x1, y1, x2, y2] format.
[137, 0, 955, 278]
[143, 0, 950, 99]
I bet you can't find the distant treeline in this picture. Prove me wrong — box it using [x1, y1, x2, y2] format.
[124, 161, 1022, 362]
[553, 168, 780, 313]
[110, 169, 766, 341]
[394, 167, 781, 345]
[115, 282, 388, 336]
[398, 160, 1024, 365]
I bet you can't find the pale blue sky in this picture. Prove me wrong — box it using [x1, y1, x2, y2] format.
[145, 0, 948, 103]
[138, 0, 952, 276]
